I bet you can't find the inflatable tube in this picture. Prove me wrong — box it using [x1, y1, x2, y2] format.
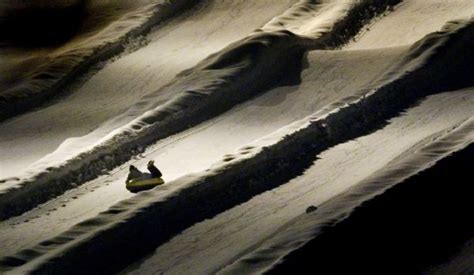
[126, 177, 164, 193]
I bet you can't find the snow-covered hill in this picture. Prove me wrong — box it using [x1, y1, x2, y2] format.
[0, 0, 473, 274]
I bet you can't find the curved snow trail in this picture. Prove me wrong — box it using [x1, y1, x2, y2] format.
[127, 90, 474, 275]
[0, 47, 403, 258]
[0, 0, 298, 179]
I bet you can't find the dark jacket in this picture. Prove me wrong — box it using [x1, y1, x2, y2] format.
[127, 165, 145, 183]
[147, 163, 162, 178]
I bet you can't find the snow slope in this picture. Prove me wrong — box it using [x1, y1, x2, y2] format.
[225, 117, 474, 274]
[0, 0, 399, 219]
[2, 13, 473, 272]
[0, 0, 297, 180]
[348, 0, 474, 49]
[132, 15, 474, 273]
[135, 90, 474, 275]
[0, 47, 403, 258]
[0, 0, 473, 274]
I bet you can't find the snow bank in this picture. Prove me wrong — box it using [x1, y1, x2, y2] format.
[0, 0, 398, 220]
[221, 119, 474, 274]
[0, 0, 199, 121]
[1, 18, 473, 273]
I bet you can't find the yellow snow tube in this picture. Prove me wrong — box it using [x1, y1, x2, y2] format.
[126, 177, 164, 193]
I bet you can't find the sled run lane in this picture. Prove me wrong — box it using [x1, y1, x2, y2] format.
[1, 0, 474, 274]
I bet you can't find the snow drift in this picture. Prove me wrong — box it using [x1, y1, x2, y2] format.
[1, 17, 473, 273]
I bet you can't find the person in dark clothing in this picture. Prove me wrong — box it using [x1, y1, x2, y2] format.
[147, 160, 162, 178]
[126, 161, 162, 184]
[126, 165, 144, 183]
